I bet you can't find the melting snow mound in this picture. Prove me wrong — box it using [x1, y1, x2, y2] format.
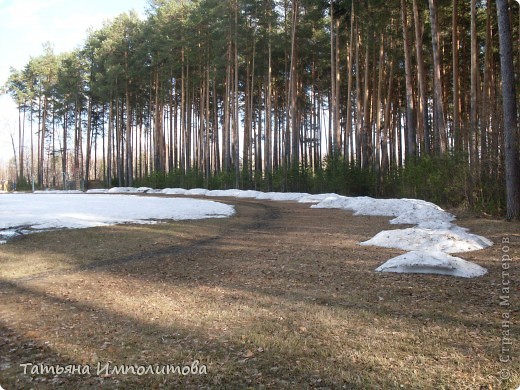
[0, 193, 234, 243]
[312, 194, 490, 278]
[361, 225, 493, 254]
[375, 251, 488, 278]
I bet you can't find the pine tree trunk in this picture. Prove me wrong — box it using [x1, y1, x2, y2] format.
[39, 96, 47, 186]
[265, 9, 272, 183]
[469, 0, 479, 205]
[382, 50, 394, 175]
[452, 0, 461, 152]
[85, 96, 92, 190]
[223, 44, 231, 174]
[375, 36, 384, 171]
[355, 26, 362, 167]
[289, 0, 299, 171]
[126, 85, 133, 186]
[330, 2, 338, 155]
[496, 0, 520, 220]
[428, 0, 447, 154]
[401, 0, 416, 159]
[412, 0, 430, 154]
[62, 111, 68, 189]
[362, 39, 370, 169]
[480, 0, 492, 179]
[18, 105, 25, 180]
[234, 0, 240, 188]
[345, 3, 355, 161]
[107, 102, 113, 187]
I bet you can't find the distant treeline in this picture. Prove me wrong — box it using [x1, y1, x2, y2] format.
[3, 0, 519, 218]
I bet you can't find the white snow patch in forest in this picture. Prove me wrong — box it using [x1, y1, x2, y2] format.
[107, 187, 152, 193]
[159, 188, 188, 195]
[207, 189, 263, 198]
[184, 188, 210, 196]
[312, 195, 455, 225]
[374, 251, 488, 278]
[1, 188, 491, 278]
[93, 187, 491, 278]
[35, 190, 84, 194]
[256, 192, 310, 202]
[0, 193, 234, 243]
[298, 193, 341, 203]
[311, 194, 490, 277]
[361, 225, 492, 254]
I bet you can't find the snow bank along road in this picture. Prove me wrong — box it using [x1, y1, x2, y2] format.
[0, 188, 492, 278]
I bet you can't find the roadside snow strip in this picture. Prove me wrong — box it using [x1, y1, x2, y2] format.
[1, 188, 491, 278]
[97, 187, 491, 277]
[311, 195, 490, 277]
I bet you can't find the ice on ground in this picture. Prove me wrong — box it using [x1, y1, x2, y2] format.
[0, 193, 234, 242]
[375, 251, 488, 278]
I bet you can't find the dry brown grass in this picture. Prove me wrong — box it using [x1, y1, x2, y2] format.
[0, 197, 518, 389]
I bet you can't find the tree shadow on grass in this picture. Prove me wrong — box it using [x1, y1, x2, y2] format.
[0, 278, 412, 389]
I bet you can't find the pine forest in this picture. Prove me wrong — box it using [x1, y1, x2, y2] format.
[3, 0, 520, 219]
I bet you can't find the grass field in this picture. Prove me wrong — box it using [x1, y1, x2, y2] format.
[0, 197, 518, 389]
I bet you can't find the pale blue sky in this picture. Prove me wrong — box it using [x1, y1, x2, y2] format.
[0, 0, 149, 166]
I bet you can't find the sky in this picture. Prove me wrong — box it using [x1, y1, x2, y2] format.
[0, 0, 149, 167]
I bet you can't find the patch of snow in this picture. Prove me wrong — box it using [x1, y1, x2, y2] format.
[375, 251, 488, 278]
[0, 229, 22, 245]
[2, 186, 491, 278]
[361, 225, 492, 254]
[298, 193, 341, 203]
[312, 196, 454, 225]
[184, 188, 209, 196]
[34, 190, 84, 194]
[0, 193, 234, 243]
[310, 194, 490, 277]
[160, 188, 187, 195]
[206, 189, 244, 197]
[86, 189, 108, 194]
[107, 187, 151, 193]
[255, 192, 310, 202]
